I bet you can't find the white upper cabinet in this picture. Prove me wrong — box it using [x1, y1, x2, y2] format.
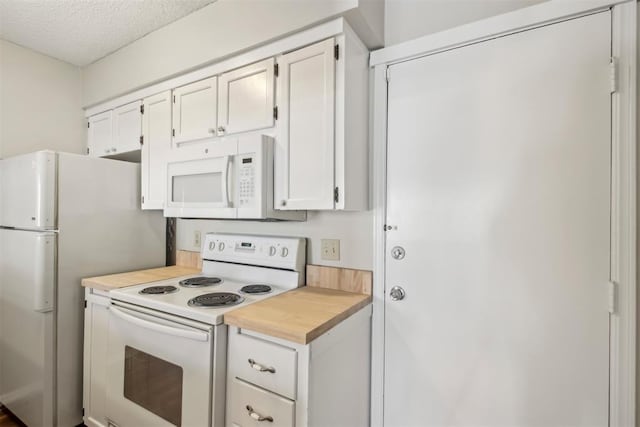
[112, 101, 142, 154]
[217, 58, 275, 136]
[275, 31, 368, 211]
[172, 77, 218, 146]
[141, 91, 172, 210]
[87, 110, 112, 157]
[87, 101, 142, 160]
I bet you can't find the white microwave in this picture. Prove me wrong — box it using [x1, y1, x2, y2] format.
[164, 134, 306, 220]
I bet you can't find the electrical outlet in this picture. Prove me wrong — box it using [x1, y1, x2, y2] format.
[321, 239, 340, 261]
[194, 231, 201, 248]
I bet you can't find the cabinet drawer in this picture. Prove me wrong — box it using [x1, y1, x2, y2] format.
[227, 378, 294, 427]
[228, 331, 297, 400]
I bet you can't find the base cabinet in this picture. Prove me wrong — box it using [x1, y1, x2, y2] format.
[82, 288, 110, 427]
[226, 305, 372, 427]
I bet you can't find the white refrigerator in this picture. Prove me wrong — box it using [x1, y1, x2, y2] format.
[0, 151, 166, 427]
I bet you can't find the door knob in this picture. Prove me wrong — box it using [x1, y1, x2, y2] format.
[389, 286, 406, 301]
[391, 246, 405, 260]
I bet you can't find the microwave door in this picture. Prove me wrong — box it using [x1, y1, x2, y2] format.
[164, 156, 237, 218]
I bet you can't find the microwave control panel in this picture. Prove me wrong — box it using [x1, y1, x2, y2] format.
[238, 155, 256, 206]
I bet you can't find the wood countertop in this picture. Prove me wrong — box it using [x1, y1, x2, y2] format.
[81, 265, 199, 291]
[224, 286, 372, 345]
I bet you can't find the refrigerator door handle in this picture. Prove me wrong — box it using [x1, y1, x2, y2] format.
[34, 234, 55, 312]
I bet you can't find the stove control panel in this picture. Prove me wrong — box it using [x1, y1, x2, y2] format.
[201, 233, 306, 272]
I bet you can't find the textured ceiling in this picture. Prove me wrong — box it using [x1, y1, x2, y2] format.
[0, 0, 215, 66]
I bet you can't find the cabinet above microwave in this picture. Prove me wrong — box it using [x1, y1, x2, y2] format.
[164, 134, 305, 221]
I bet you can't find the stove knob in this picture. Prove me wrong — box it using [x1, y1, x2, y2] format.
[269, 246, 276, 256]
[219, 242, 225, 251]
[209, 241, 215, 250]
[280, 247, 289, 257]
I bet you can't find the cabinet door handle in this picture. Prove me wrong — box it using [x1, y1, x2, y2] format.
[248, 358, 275, 373]
[246, 405, 273, 422]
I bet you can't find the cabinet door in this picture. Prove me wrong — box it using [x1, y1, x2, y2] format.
[142, 91, 172, 210]
[275, 39, 336, 210]
[218, 58, 275, 136]
[83, 292, 110, 427]
[172, 77, 217, 145]
[112, 101, 142, 154]
[87, 111, 112, 157]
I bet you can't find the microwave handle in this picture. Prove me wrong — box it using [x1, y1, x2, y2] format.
[221, 155, 231, 208]
[110, 306, 210, 342]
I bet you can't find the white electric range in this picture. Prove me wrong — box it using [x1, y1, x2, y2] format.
[105, 233, 306, 427]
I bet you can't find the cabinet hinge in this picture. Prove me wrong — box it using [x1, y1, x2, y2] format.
[141, 196, 145, 204]
[334, 44, 340, 60]
[274, 63, 279, 77]
[607, 281, 617, 314]
[334, 186, 339, 203]
[140, 104, 144, 114]
[82, 408, 85, 417]
[172, 129, 176, 137]
[84, 300, 87, 309]
[385, 67, 391, 82]
[610, 57, 618, 93]
[273, 106, 278, 120]
[173, 95, 176, 103]
[87, 122, 90, 128]
[86, 147, 90, 155]
[139, 135, 144, 145]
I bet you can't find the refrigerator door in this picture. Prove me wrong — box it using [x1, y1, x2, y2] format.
[0, 229, 56, 427]
[0, 151, 56, 230]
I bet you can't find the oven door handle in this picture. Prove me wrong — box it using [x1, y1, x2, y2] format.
[110, 306, 209, 342]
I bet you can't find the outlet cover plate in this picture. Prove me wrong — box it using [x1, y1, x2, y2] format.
[321, 239, 340, 261]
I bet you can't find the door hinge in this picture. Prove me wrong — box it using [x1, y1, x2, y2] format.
[139, 135, 144, 145]
[610, 57, 618, 93]
[172, 129, 175, 137]
[273, 106, 278, 120]
[140, 104, 144, 114]
[607, 281, 617, 314]
[334, 44, 340, 60]
[334, 186, 339, 203]
[274, 63, 279, 77]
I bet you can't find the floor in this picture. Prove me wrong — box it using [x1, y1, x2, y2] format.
[0, 407, 23, 427]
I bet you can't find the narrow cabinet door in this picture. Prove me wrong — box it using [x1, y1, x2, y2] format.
[142, 91, 172, 210]
[218, 58, 275, 136]
[87, 111, 112, 157]
[113, 101, 142, 154]
[275, 39, 335, 210]
[172, 77, 217, 145]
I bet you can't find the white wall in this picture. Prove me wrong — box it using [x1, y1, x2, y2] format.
[384, 0, 546, 46]
[178, 211, 373, 270]
[0, 40, 84, 158]
[82, 0, 384, 107]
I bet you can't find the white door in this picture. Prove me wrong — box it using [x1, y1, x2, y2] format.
[112, 101, 142, 154]
[0, 229, 56, 427]
[88, 110, 113, 157]
[142, 91, 172, 210]
[384, 12, 611, 427]
[275, 38, 335, 210]
[218, 58, 275, 136]
[172, 77, 217, 145]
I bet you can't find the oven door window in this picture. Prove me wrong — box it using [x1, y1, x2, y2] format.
[124, 345, 183, 427]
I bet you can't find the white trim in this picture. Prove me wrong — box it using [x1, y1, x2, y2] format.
[609, 3, 637, 427]
[85, 18, 349, 116]
[369, 0, 631, 67]
[370, 1, 637, 426]
[370, 64, 387, 427]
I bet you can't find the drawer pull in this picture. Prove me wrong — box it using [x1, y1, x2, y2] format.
[246, 405, 273, 422]
[248, 359, 276, 373]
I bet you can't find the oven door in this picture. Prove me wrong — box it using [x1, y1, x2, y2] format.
[164, 154, 237, 219]
[106, 302, 214, 427]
